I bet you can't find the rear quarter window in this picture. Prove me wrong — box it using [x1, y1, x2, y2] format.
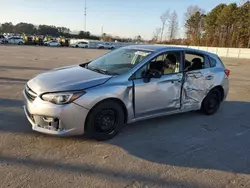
[209, 57, 217, 68]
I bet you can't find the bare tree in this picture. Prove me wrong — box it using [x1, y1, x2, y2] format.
[152, 27, 161, 41]
[168, 11, 178, 41]
[160, 10, 170, 41]
[184, 5, 205, 40]
[185, 5, 204, 20]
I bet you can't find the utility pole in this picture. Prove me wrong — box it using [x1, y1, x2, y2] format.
[84, 0, 87, 32]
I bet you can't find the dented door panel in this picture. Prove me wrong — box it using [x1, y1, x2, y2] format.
[182, 70, 216, 109]
[133, 73, 183, 118]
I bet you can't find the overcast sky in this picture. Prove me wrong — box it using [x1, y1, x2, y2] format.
[1, 0, 241, 39]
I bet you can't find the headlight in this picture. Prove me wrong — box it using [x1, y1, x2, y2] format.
[41, 91, 85, 105]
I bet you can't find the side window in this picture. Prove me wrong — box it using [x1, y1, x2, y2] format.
[209, 57, 217, 67]
[149, 52, 181, 75]
[133, 51, 181, 79]
[184, 52, 210, 71]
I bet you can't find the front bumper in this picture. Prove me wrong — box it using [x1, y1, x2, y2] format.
[23, 90, 89, 136]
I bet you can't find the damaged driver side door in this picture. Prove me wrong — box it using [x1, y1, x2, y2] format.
[132, 51, 184, 118]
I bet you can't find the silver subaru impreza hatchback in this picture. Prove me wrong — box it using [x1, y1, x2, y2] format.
[23, 45, 230, 140]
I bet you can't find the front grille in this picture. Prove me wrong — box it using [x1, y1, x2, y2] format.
[25, 85, 37, 102]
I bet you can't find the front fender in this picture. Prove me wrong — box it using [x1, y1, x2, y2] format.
[74, 82, 135, 122]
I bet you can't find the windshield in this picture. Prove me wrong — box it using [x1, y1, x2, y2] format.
[86, 48, 152, 75]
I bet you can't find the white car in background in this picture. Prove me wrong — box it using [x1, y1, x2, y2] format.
[70, 41, 89, 48]
[44, 40, 61, 47]
[97, 42, 115, 50]
[7, 37, 25, 45]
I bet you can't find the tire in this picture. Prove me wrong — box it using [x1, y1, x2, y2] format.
[18, 42, 23, 45]
[85, 45, 88, 48]
[85, 101, 125, 140]
[201, 88, 222, 115]
[110, 47, 114, 50]
[75, 45, 79, 48]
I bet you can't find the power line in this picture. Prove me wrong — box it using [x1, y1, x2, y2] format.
[84, 0, 87, 32]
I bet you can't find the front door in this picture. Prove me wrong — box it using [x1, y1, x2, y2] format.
[133, 51, 183, 118]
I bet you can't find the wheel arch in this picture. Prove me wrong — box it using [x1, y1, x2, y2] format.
[209, 85, 224, 102]
[84, 98, 128, 131]
[202, 85, 225, 105]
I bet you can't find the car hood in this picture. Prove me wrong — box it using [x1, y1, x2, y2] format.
[27, 65, 112, 94]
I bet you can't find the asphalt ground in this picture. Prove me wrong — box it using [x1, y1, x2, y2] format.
[0, 45, 250, 188]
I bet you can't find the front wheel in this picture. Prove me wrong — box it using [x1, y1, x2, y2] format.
[85, 101, 125, 140]
[201, 89, 221, 115]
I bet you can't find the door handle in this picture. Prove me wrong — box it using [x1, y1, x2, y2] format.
[170, 79, 182, 83]
[205, 75, 214, 80]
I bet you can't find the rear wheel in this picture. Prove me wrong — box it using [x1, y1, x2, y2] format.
[18, 41, 24, 45]
[85, 101, 125, 140]
[201, 89, 221, 115]
[75, 45, 79, 48]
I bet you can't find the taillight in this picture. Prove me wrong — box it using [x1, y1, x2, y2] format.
[224, 69, 230, 77]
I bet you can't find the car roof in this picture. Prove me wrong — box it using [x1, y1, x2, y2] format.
[125, 45, 216, 57]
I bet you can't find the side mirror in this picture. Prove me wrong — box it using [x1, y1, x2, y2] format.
[143, 69, 162, 83]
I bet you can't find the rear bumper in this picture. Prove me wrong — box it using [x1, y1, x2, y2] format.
[222, 78, 229, 101]
[23, 90, 89, 136]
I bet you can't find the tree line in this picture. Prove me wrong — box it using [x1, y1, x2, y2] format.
[155, 1, 250, 48]
[0, 22, 100, 40]
[185, 1, 250, 48]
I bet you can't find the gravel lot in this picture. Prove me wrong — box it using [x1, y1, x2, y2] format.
[0, 45, 250, 188]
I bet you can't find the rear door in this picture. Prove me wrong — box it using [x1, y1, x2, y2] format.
[182, 51, 215, 109]
[132, 50, 184, 118]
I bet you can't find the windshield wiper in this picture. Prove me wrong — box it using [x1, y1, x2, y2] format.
[87, 65, 118, 75]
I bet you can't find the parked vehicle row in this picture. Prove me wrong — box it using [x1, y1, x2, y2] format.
[0, 37, 116, 50]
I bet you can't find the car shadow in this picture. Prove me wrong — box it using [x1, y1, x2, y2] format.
[0, 98, 34, 134]
[1, 98, 250, 175]
[108, 100, 250, 174]
[0, 154, 215, 188]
